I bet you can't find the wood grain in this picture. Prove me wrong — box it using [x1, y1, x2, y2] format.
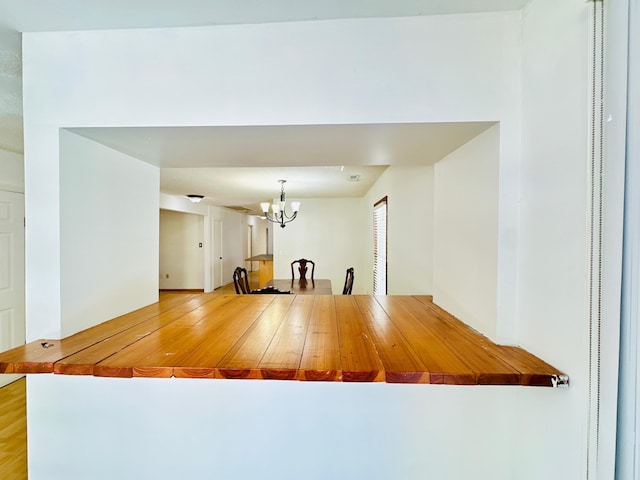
[374, 296, 476, 385]
[335, 296, 384, 382]
[0, 378, 27, 480]
[0, 292, 205, 374]
[0, 340, 68, 374]
[0, 292, 567, 387]
[355, 296, 429, 383]
[258, 295, 315, 380]
[414, 296, 562, 386]
[215, 295, 295, 379]
[396, 296, 520, 385]
[171, 294, 285, 379]
[174, 295, 286, 378]
[299, 295, 341, 381]
[97, 295, 275, 378]
[55, 294, 231, 375]
[493, 346, 565, 387]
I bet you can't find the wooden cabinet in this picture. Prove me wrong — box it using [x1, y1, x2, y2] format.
[245, 254, 273, 287]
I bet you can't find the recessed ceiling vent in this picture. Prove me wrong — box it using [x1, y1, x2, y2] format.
[224, 206, 254, 213]
[348, 175, 361, 182]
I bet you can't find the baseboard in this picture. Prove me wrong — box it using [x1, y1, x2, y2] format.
[159, 289, 205, 293]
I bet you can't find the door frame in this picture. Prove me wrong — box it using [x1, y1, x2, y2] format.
[0, 191, 25, 388]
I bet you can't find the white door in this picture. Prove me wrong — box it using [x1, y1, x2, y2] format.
[0, 191, 25, 388]
[213, 220, 223, 289]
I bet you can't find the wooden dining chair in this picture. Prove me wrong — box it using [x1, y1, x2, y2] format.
[291, 258, 315, 281]
[342, 267, 354, 295]
[232, 266, 251, 294]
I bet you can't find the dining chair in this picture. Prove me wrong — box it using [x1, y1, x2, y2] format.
[232, 266, 251, 294]
[342, 267, 354, 295]
[291, 258, 315, 281]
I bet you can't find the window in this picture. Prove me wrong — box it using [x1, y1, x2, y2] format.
[373, 197, 387, 295]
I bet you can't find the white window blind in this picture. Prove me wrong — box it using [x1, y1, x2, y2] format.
[373, 197, 387, 295]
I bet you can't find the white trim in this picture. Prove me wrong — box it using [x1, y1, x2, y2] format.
[614, 0, 640, 478]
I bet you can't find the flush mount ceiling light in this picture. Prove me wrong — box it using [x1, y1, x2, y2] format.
[186, 194, 205, 203]
[260, 180, 300, 229]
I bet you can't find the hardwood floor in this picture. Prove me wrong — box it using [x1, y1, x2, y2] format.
[162, 271, 258, 296]
[0, 377, 27, 480]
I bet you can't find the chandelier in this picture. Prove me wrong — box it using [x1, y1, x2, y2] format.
[260, 180, 300, 228]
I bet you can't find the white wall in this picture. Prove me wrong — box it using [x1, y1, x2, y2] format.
[28, 375, 518, 480]
[256, 217, 269, 256]
[246, 215, 269, 271]
[23, 11, 521, 338]
[273, 198, 365, 294]
[158, 194, 247, 290]
[0, 32, 24, 218]
[19, 10, 599, 479]
[159, 209, 204, 290]
[605, 0, 635, 476]
[514, 0, 593, 478]
[59, 131, 159, 337]
[0, 30, 23, 155]
[0, 149, 23, 193]
[433, 125, 499, 339]
[363, 166, 434, 295]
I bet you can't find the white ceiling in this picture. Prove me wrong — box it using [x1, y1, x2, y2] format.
[0, 0, 522, 212]
[69, 122, 494, 212]
[68, 123, 494, 169]
[0, 0, 529, 33]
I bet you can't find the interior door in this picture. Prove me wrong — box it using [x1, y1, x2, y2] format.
[0, 191, 25, 387]
[213, 220, 223, 289]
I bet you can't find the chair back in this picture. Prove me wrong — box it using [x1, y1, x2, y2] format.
[232, 267, 251, 294]
[291, 258, 315, 280]
[342, 267, 354, 295]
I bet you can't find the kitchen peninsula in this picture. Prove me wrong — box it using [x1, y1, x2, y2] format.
[245, 254, 273, 287]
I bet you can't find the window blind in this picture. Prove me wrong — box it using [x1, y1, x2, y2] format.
[373, 197, 387, 295]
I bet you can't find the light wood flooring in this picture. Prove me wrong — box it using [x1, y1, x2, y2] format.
[0, 377, 27, 480]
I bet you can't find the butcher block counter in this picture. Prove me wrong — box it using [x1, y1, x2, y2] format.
[0, 293, 567, 387]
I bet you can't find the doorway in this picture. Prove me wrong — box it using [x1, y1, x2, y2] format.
[159, 209, 204, 290]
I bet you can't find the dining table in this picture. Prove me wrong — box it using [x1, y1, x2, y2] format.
[265, 278, 333, 295]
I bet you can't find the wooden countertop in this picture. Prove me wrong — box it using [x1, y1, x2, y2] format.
[244, 254, 273, 261]
[0, 293, 567, 387]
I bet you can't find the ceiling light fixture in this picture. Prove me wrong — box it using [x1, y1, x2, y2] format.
[260, 180, 300, 228]
[186, 194, 205, 203]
